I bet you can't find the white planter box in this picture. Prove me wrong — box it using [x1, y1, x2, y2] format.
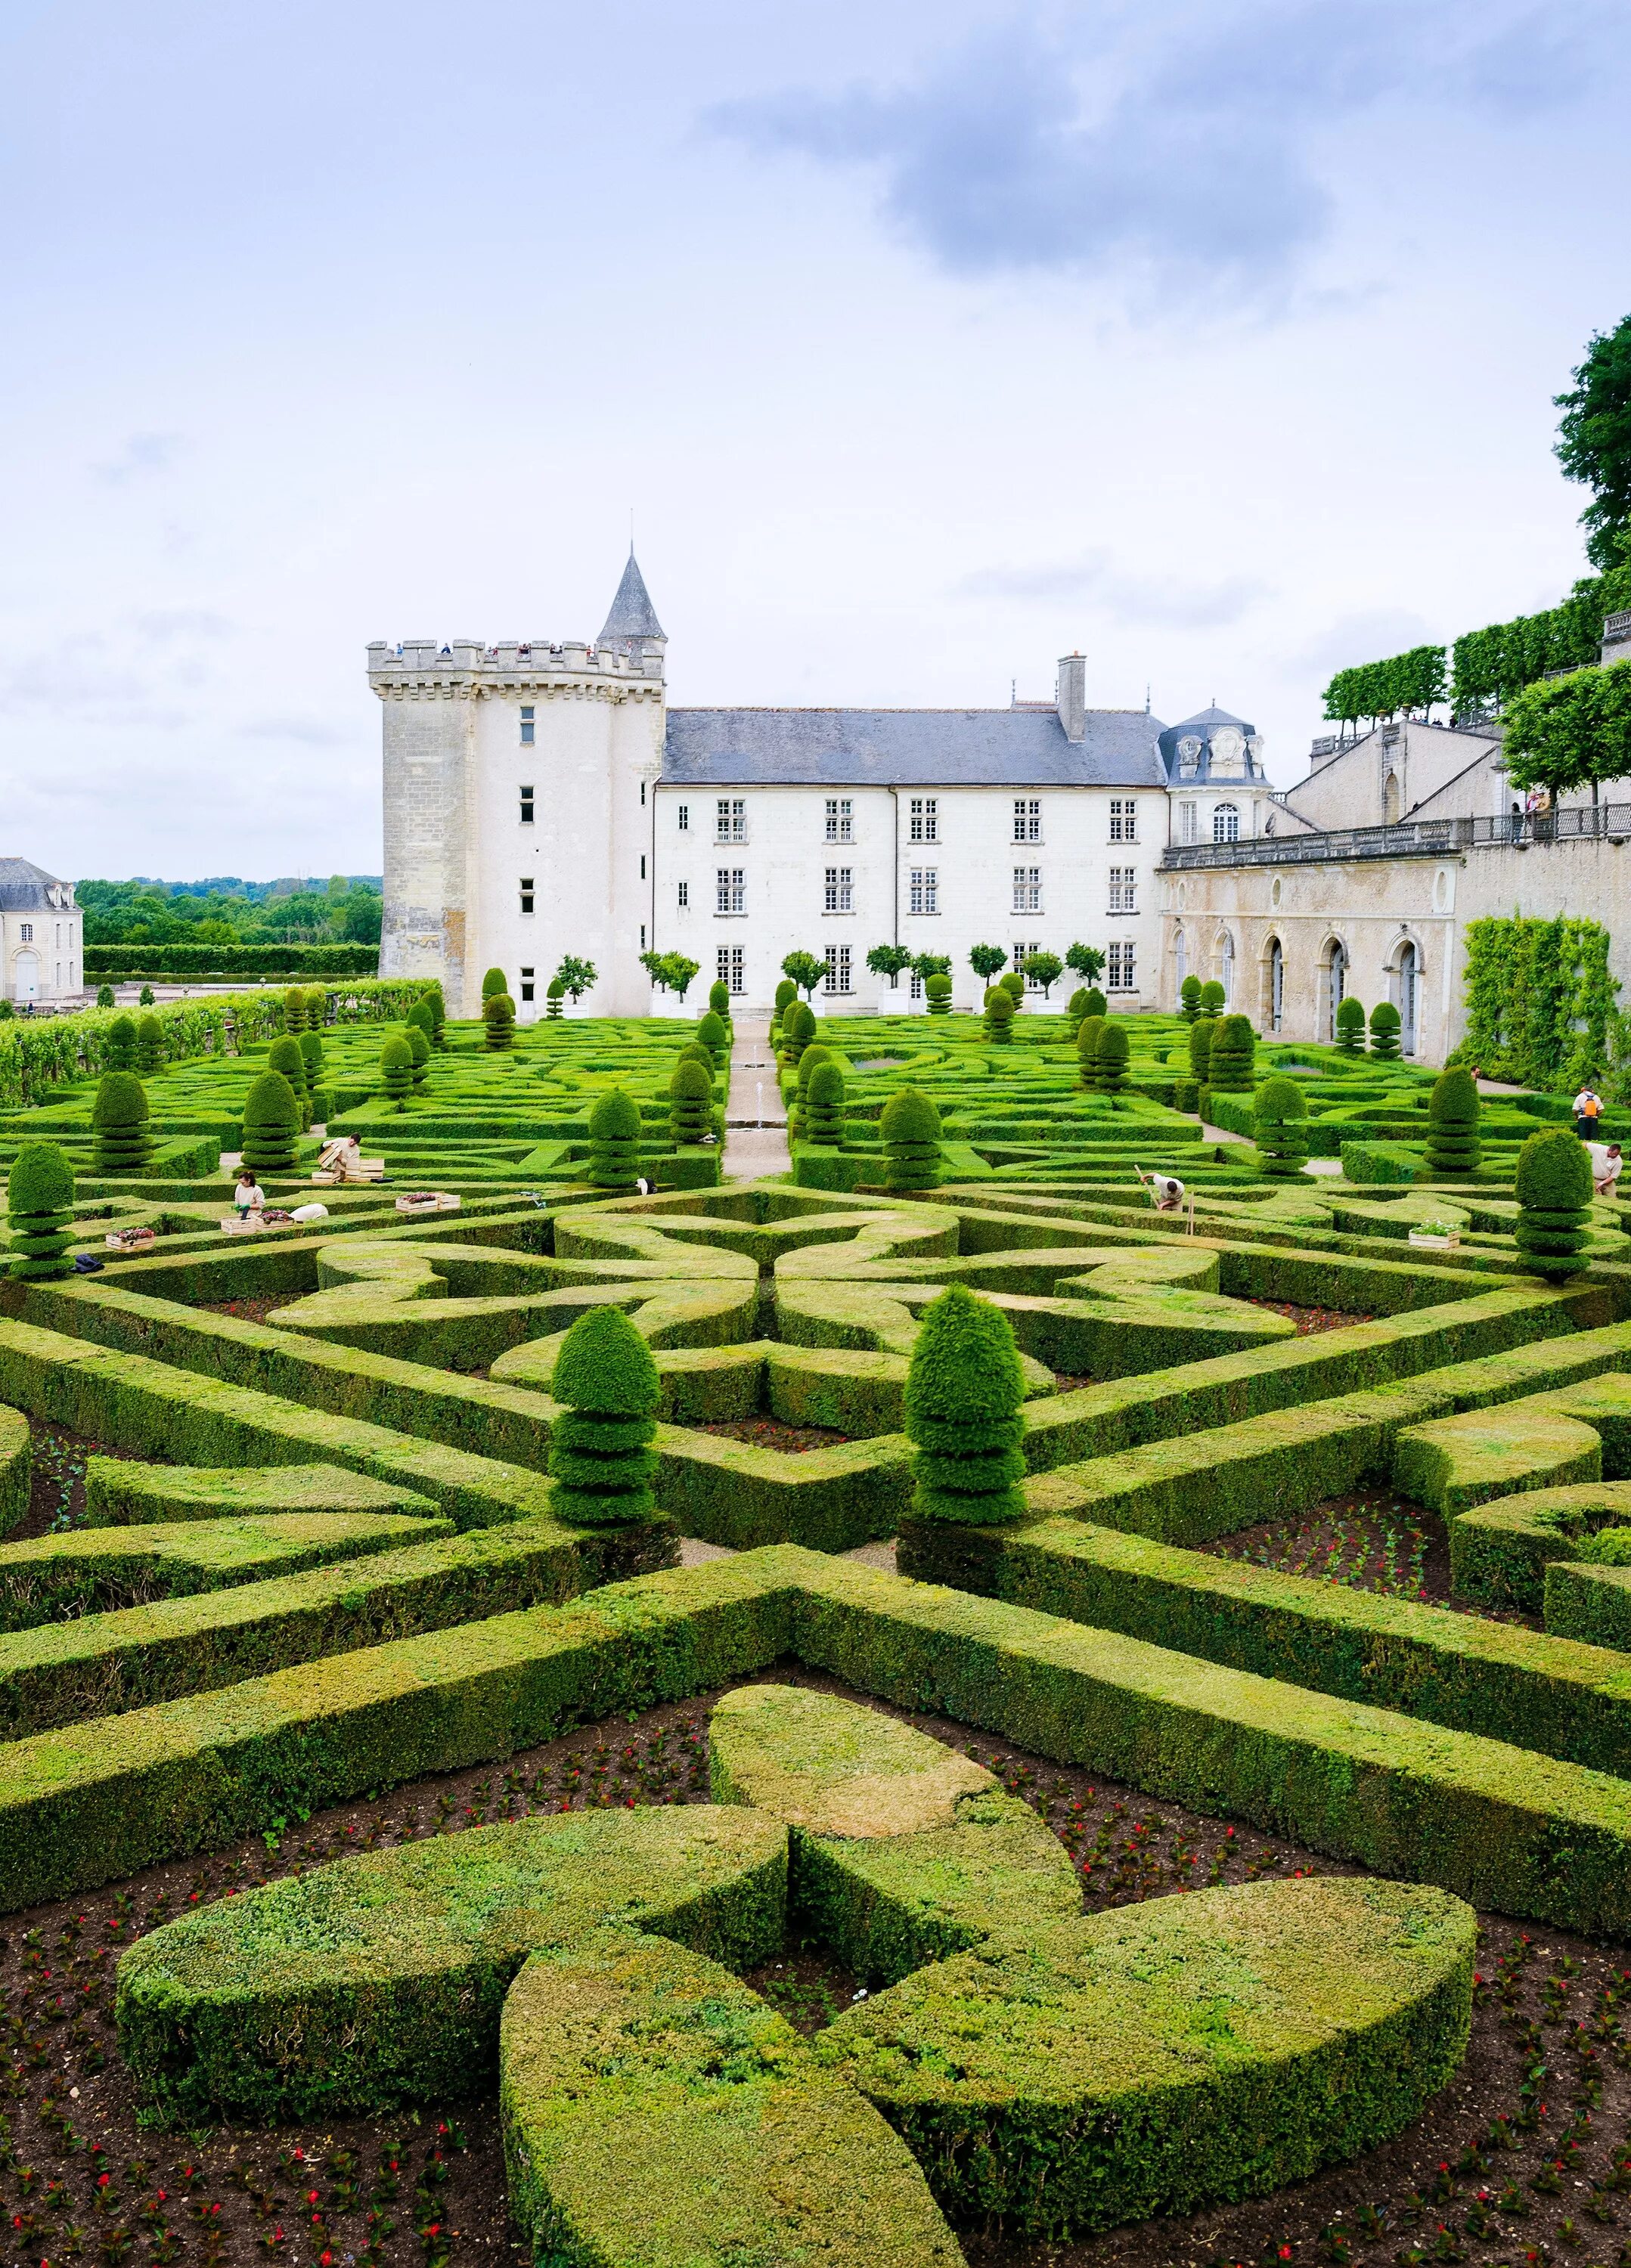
[1407, 1229, 1461, 1250]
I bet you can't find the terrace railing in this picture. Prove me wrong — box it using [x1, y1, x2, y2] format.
[1161, 803, 1631, 871]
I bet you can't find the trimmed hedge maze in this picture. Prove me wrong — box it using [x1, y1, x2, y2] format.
[5, 996, 1631, 2264]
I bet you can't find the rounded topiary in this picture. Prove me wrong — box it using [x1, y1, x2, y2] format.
[379, 1033, 414, 1106]
[668, 1058, 713, 1145]
[1208, 1015, 1257, 1092]
[984, 988, 1015, 1044]
[482, 968, 508, 1001]
[771, 979, 798, 1041]
[91, 1071, 153, 1176]
[1254, 1075, 1309, 1178]
[780, 1002, 816, 1070]
[135, 1013, 164, 1077]
[902, 1283, 1027, 1526]
[1080, 987, 1107, 1021]
[95, 984, 116, 1009]
[483, 992, 516, 1051]
[588, 1089, 643, 1192]
[1199, 981, 1226, 1015]
[1369, 1001, 1403, 1060]
[1515, 1126, 1595, 1279]
[697, 1009, 730, 1063]
[240, 1070, 299, 1173]
[7, 1141, 76, 1281]
[1425, 1067, 1481, 1177]
[1065, 987, 1089, 1030]
[1000, 970, 1026, 1004]
[880, 1086, 943, 1191]
[1075, 1015, 1105, 1089]
[406, 1000, 436, 1052]
[282, 987, 308, 1036]
[1095, 1021, 1130, 1093]
[545, 978, 565, 1020]
[1188, 1015, 1217, 1086]
[406, 1024, 433, 1086]
[103, 1015, 138, 1073]
[1335, 996, 1366, 1054]
[804, 1059, 845, 1145]
[1179, 974, 1202, 1023]
[268, 1035, 311, 1129]
[925, 972, 953, 1015]
[547, 1305, 659, 1526]
[708, 980, 730, 1018]
[423, 984, 447, 1046]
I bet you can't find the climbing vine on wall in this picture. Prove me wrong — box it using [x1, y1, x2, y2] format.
[1459, 916, 1618, 1090]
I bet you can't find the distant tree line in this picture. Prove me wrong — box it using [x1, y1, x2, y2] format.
[78, 875, 383, 950]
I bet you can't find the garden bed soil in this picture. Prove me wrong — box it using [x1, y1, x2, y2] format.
[1207, 1492, 1539, 1626]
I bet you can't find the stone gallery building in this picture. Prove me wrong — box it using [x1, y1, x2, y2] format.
[1161, 606, 1631, 1063]
[372, 556, 1269, 1018]
[0, 860, 82, 1005]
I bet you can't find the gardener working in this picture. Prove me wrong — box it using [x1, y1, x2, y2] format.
[1589, 1142, 1624, 1199]
[233, 1168, 265, 1218]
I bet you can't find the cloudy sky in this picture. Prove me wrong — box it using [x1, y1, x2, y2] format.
[2, 0, 1627, 880]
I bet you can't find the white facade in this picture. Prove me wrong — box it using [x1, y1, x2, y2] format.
[0, 861, 82, 1003]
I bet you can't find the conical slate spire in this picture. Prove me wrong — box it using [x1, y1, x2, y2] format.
[597, 550, 665, 650]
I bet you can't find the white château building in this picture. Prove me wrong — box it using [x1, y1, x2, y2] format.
[372, 556, 1269, 1018]
[1, 861, 82, 1005]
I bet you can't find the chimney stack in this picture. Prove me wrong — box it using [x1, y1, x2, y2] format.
[1056, 651, 1086, 742]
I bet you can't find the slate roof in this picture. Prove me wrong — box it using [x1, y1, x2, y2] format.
[0, 859, 71, 912]
[1157, 705, 1262, 782]
[597, 551, 665, 648]
[662, 706, 1170, 788]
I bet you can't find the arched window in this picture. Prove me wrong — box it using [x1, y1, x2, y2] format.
[1213, 803, 1240, 842]
[1383, 771, 1401, 824]
[1174, 928, 1187, 996]
[1397, 940, 1419, 1055]
[1269, 938, 1284, 1033]
[1219, 931, 1235, 1004]
[1322, 939, 1347, 1041]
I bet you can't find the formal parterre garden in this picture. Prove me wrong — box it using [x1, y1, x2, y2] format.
[7, 974, 1631, 2268]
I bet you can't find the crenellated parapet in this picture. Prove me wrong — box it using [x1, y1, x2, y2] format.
[367, 638, 664, 701]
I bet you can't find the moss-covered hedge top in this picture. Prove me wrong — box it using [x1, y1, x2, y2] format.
[710, 1683, 994, 1836]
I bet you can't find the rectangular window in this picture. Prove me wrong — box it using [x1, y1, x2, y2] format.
[824, 797, 852, 843]
[908, 796, 938, 843]
[717, 798, 746, 842]
[910, 968, 923, 1000]
[640, 923, 647, 951]
[1011, 866, 1042, 914]
[825, 943, 853, 995]
[640, 854, 647, 880]
[1179, 801, 1198, 845]
[717, 945, 744, 996]
[1012, 941, 1041, 988]
[519, 878, 535, 915]
[1108, 866, 1137, 912]
[519, 704, 535, 746]
[19, 923, 31, 942]
[823, 866, 853, 914]
[716, 868, 745, 915]
[520, 965, 535, 1004]
[1109, 798, 1137, 843]
[640, 780, 646, 807]
[519, 784, 535, 824]
[1013, 798, 1041, 842]
[909, 867, 938, 916]
[678, 880, 689, 909]
[678, 804, 690, 832]
[1108, 942, 1136, 991]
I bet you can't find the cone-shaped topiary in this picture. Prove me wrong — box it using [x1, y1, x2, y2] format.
[1180, 975, 1202, 1022]
[406, 1000, 436, 1052]
[135, 1013, 164, 1077]
[668, 1057, 713, 1145]
[1426, 1067, 1481, 1176]
[880, 1086, 943, 1191]
[1075, 1015, 1105, 1089]
[406, 1024, 432, 1087]
[423, 984, 447, 1046]
[780, 1002, 815, 1070]
[1200, 981, 1225, 1014]
[984, 987, 1015, 1044]
[138, 985, 155, 1007]
[1515, 1127, 1595, 1278]
[804, 1058, 845, 1145]
[482, 992, 516, 1051]
[268, 1036, 311, 1130]
[697, 1009, 730, 1064]
[545, 979, 564, 1019]
[1254, 1075, 1310, 1178]
[95, 984, 115, 1009]
[999, 970, 1025, 1004]
[708, 980, 730, 1018]
[1208, 1015, 1257, 1092]
[299, 1028, 325, 1084]
[482, 968, 508, 1001]
[1065, 988, 1089, 1030]
[1188, 1015, 1217, 1085]
[91, 1072, 153, 1176]
[925, 971, 952, 1015]
[282, 987, 308, 1036]
[1369, 1000, 1403, 1058]
[678, 1040, 715, 1075]
[1095, 1021, 1130, 1092]
[903, 1283, 1028, 1525]
[304, 987, 327, 1029]
[7, 1142, 76, 1281]
[589, 1089, 643, 1192]
[103, 1015, 138, 1073]
[240, 1070, 299, 1173]
[547, 1305, 659, 1526]
[771, 978, 797, 1043]
[379, 1034, 414, 1107]
[1080, 987, 1107, 1021]
[789, 1043, 835, 1143]
[1335, 996, 1367, 1053]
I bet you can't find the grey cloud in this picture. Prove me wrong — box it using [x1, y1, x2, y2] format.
[958, 550, 1270, 628]
[93, 432, 184, 485]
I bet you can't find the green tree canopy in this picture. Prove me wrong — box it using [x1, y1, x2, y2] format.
[1502, 664, 1631, 798]
[1556, 313, 1631, 572]
[781, 951, 826, 999]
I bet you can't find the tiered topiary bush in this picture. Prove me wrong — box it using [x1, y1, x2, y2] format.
[588, 1089, 643, 1192]
[1075, 1014, 1105, 1090]
[546, 1305, 659, 1525]
[902, 1282, 1027, 1524]
[91, 1071, 153, 1176]
[282, 987, 309, 1036]
[1000, 971, 1025, 1005]
[1335, 996, 1367, 1053]
[984, 988, 1015, 1045]
[804, 1058, 845, 1145]
[925, 972, 952, 1015]
[103, 1015, 138, 1073]
[406, 999, 437, 1054]
[879, 1086, 943, 1191]
[6, 1141, 76, 1281]
[134, 1014, 164, 1077]
[668, 1058, 713, 1145]
[1370, 1001, 1403, 1060]
[780, 1002, 815, 1072]
[1254, 1076, 1310, 1178]
[1208, 1015, 1257, 1092]
[1065, 987, 1088, 1029]
[268, 1036, 311, 1130]
[709, 978, 731, 1019]
[1199, 981, 1225, 1014]
[1079, 986, 1107, 1021]
[482, 968, 509, 1002]
[240, 1068, 300, 1175]
[304, 987, 327, 1030]
[1425, 1067, 1482, 1177]
[423, 983, 447, 1046]
[789, 1045, 834, 1142]
[697, 1009, 730, 1066]
[380, 1034, 415, 1106]
[1095, 1021, 1130, 1093]
[771, 978, 798, 1045]
[545, 978, 565, 1020]
[1515, 1126, 1594, 1279]
[299, 1026, 325, 1089]
[1180, 974, 1202, 1021]
[1189, 1015, 1217, 1087]
[483, 992, 516, 1051]
[406, 1024, 433, 1088]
